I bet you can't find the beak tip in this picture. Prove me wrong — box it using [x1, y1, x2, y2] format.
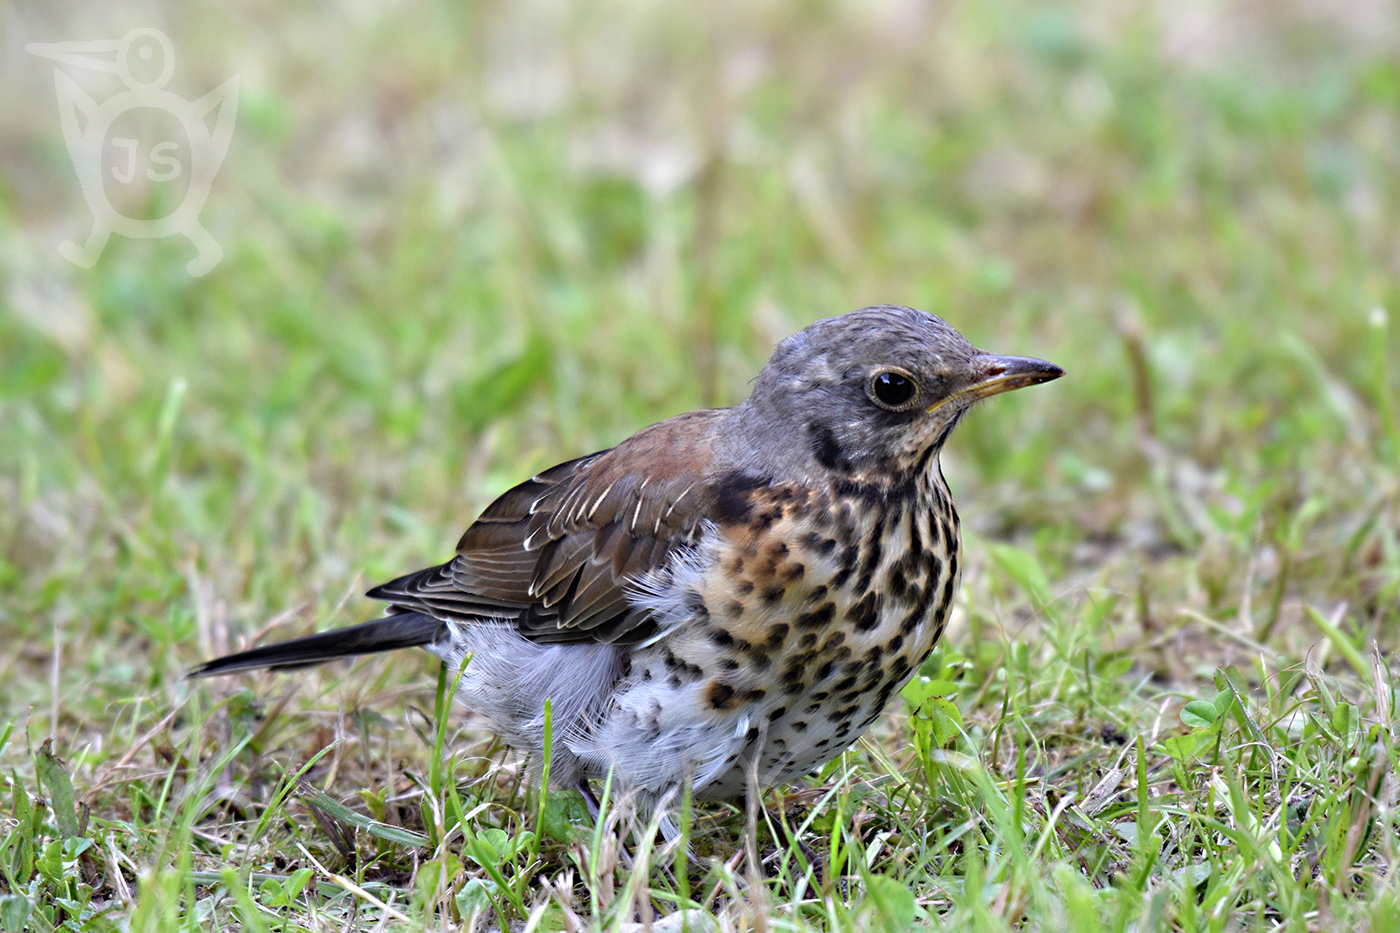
[969, 354, 1065, 398]
[984, 354, 1064, 380]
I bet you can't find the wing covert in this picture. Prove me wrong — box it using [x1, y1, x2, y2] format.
[367, 410, 722, 645]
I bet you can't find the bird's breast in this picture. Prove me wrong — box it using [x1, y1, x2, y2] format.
[621, 471, 961, 794]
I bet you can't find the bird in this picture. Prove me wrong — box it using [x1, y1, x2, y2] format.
[191, 305, 1062, 819]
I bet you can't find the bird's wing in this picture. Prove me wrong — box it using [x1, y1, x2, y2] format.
[367, 410, 723, 645]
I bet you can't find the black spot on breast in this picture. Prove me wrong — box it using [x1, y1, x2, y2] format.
[796, 602, 835, 629]
[939, 565, 957, 615]
[712, 471, 766, 525]
[918, 546, 940, 582]
[913, 442, 938, 477]
[859, 529, 884, 586]
[847, 593, 879, 631]
[940, 516, 958, 551]
[901, 572, 941, 634]
[763, 583, 786, 604]
[707, 682, 736, 710]
[830, 703, 859, 723]
[907, 516, 924, 560]
[890, 560, 924, 596]
[766, 623, 790, 647]
[710, 628, 734, 648]
[876, 682, 898, 709]
[884, 495, 904, 527]
[839, 541, 860, 573]
[664, 649, 704, 678]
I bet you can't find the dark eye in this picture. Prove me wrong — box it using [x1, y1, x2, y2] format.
[869, 370, 920, 410]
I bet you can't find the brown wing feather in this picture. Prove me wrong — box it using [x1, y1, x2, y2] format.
[366, 410, 723, 645]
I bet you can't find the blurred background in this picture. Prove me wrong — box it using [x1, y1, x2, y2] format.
[3, 0, 1399, 757]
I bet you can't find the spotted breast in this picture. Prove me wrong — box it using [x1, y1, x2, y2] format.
[575, 463, 959, 801]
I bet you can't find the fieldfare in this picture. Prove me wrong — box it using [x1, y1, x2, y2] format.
[192, 305, 1062, 813]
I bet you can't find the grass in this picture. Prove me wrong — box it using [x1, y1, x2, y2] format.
[3, 0, 1400, 929]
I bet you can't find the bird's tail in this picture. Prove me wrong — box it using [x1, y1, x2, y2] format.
[188, 611, 443, 677]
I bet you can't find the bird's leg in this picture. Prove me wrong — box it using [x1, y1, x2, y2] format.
[575, 778, 602, 822]
[759, 797, 823, 886]
[574, 777, 644, 874]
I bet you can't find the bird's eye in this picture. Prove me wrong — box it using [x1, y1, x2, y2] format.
[868, 369, 920, 410]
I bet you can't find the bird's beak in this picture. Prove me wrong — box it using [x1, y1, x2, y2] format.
[24, 39, 124, 73]
[928, 354, 1064, 413]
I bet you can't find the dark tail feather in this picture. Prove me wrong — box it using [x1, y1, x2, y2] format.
[188, 612, 443, 677]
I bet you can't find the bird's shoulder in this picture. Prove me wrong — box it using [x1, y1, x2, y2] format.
[370, 408, 745, 645]
[473, 407, 729, 543]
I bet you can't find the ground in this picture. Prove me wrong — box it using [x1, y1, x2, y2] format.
[2, 1, 1399, 930]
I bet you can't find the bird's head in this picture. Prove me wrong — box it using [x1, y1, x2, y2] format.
[731, 305, 1064, 483]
